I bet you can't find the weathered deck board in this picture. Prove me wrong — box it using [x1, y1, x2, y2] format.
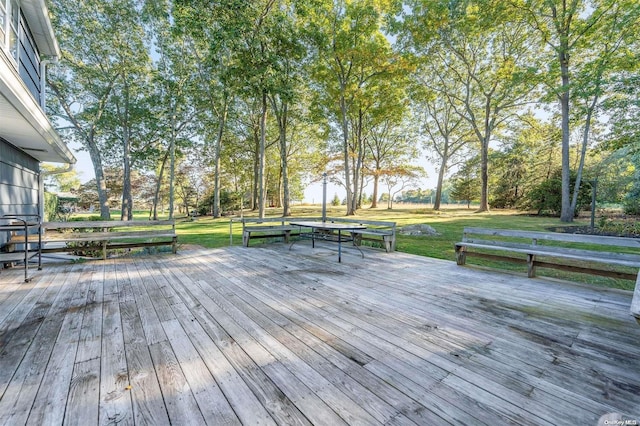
[99, 295, 134, 425]
[0, 244, 639, 425]
[220, 249, 548, 425]
[185, 256, 410, 425]
[0, 264, 83, 425]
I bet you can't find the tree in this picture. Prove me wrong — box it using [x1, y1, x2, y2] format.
[41, 165, 81, 193]
[568, 0, 639, 218]
[585, 149, 635, 205]
[48, 0, 127, 219]
[173, 0, 234, 219]
[144, 1, 201, 220]
[99, 8, 154, 220]
[366, 114, 417, 209]
[381, 165, 425, 209]
[266, 2, 307, 217]
[521, 169, 591, 216]
[623, 163, 640, 215]
[490, 116, 561, 208]
[174, 152, 209, 217]
[450, 157, 481, 208]
[175, 0, 280, 219]
[302, 0, 402, 215]
[516, 0, 640, 221]
[410, 73, 472, 210]
[603, 74, 640, 155]
[74, 180, 100, 211]
[397, 1, 541, 213]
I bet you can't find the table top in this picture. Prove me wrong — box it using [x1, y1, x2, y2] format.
[289, 221, 367, 231]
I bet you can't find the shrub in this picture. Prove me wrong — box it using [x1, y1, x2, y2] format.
[44, 192, 58, 221]
[521, 170, 591, 217]
[623, 176, 640, 215]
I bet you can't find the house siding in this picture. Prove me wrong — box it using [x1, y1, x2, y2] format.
[0, 138, 40, 237]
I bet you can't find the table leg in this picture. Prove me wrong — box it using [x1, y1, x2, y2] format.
[338, 230, 342, 262]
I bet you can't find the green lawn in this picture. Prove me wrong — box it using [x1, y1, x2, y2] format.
[72, 206, 636, 291]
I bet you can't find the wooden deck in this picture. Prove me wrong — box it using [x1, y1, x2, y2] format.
[0, 243, 639, 425]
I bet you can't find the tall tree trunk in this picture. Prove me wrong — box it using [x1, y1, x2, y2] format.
[121, 134, 132, 221]
[358, 172, 365, 209]
[87, 142, 111, 220]
[213, 97, 228, 218]
[279, 104, 291, 217]
[340, 87, 354, 215]
[120, 79, 133, 221]
[434, 161, 447, 211]
[258, 91, 267, 219]
[479, 135, 490, 212]
[371, 172, 379, 208]
[559, 48, 573, 222]
[168, 105, 176, 220]
[269, 94, 291, 217]
[251, 123, 259, 211]
[152, 151, 169, 220]
[477, 96, 491, 212]
[570, 94, 598, 214]
[353, 109, 364, 212]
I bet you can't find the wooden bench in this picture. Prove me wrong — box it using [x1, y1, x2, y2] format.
[238, 217, 314, 247]
[7, 220, 178, 261]
[326, 217, 396, 252]
[455, 227, 640, 323]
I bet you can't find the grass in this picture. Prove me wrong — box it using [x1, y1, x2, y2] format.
[69, 205, 637, 291]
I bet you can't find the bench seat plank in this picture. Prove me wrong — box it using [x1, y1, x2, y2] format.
[243, 226, 299, 233]
[455, 227, 640, 324]
[351, 230, 393, 236]
[42, 220, 175, 229]
[456, 242, 640, 268]
[10, 231, 177, 244]
[462, 227, 640, 248]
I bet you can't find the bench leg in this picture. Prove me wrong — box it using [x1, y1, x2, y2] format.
[284, 230, 291, 243]
[172, 237, 178, 254]
[382, 235, 392, 253]
[455, 245, 466, 265]
[242, 231, 250, 247]
[527, 254, 536, 278]
[103, 241, 107, 261]
[631, 272, 640, 325]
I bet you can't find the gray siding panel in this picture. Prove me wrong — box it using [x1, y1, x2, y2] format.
[0, 140, 40, 245]
[0, 165, 38, 188]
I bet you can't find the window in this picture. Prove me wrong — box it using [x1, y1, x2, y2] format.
[8, 0, 18, 60]
[0, 1, 6, 46]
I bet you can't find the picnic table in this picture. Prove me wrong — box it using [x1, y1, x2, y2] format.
[289, 220, 366, 262]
